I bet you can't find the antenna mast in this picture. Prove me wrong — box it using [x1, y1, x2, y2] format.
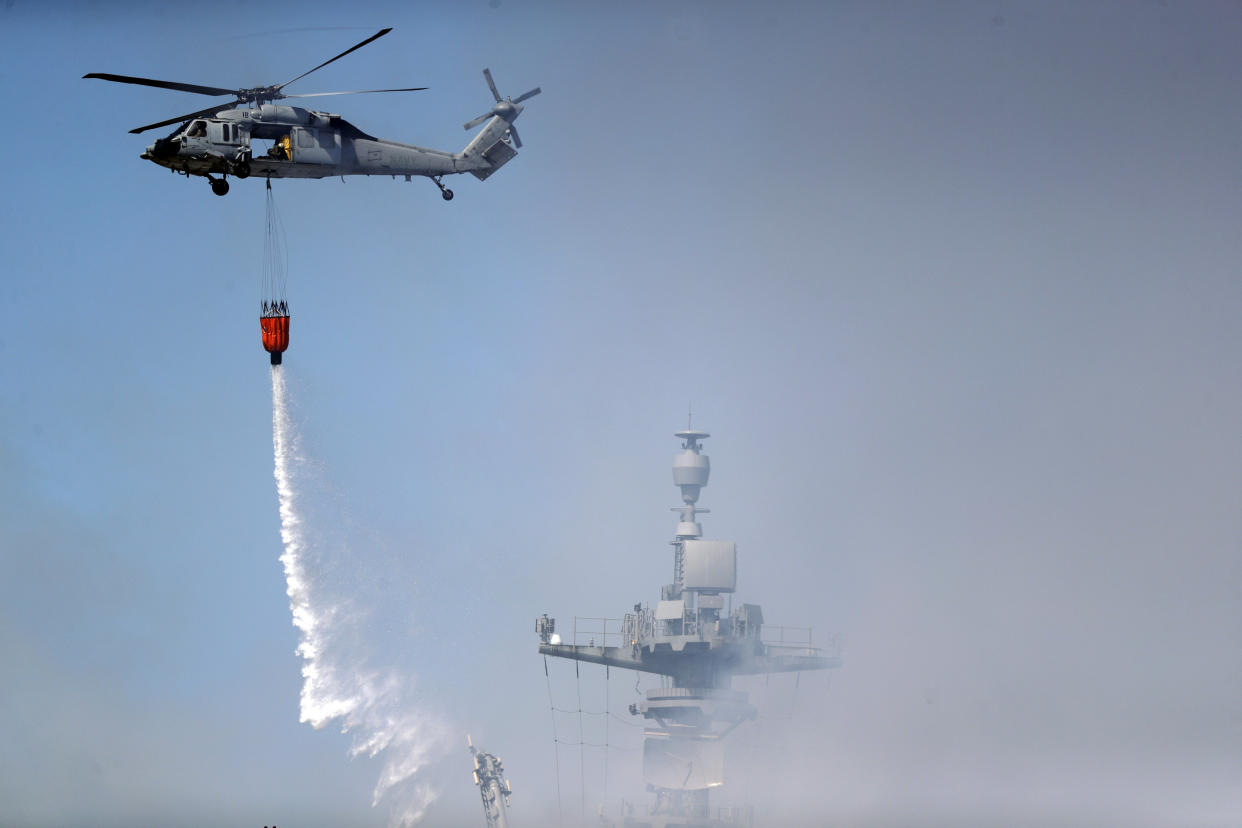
[468, 735, 512, 828]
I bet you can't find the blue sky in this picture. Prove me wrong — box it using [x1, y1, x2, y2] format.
[3, 2, 1241, 826]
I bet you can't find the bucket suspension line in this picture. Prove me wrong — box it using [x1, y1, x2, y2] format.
[262, 178, 289, 307]
[260, 178, 290, 365]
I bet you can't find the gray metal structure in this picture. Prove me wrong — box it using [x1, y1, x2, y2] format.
[468, 735, 512, 828]
[538, 429, 840, 827]
[85, 29, 538, 199]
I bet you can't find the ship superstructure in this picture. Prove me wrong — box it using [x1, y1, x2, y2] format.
[537, 429, 839, 826]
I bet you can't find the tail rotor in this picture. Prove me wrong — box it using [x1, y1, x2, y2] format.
[462, 68, 541, 146]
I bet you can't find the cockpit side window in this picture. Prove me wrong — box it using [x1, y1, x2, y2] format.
[188, 121, 206, 138]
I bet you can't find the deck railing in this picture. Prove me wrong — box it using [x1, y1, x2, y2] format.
[569, 615, 626, 648]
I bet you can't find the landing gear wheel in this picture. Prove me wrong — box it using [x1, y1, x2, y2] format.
[432, 176, 453, 201]
[211, 178, 230, 196]
[234, 161, 251, 179]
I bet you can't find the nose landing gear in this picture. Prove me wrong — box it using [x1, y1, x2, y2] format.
[432, 176, 454, 201]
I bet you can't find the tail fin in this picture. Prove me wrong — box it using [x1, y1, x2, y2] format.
[461, 118, 518, 181]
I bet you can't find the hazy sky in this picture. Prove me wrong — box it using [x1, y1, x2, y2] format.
[2, 2, 1240, 826]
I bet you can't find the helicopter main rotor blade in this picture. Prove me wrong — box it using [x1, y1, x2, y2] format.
[83, 72, 238, 98]
[482, 68, 501, 102]
[128, 100, 234, 134]
[275, 27, 393, 92]
[511, 87, 541, 104]
[508, 125, 522, 149]
[283, 86, 427, 98]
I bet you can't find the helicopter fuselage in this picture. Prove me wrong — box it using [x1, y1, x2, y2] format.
[88, 27, 540, 198]
[141, 103, 518, 188]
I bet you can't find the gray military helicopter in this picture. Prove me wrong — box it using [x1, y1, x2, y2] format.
[84, 28, 539, 199]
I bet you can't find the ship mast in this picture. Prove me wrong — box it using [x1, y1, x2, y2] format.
[538, 428, 838, 825]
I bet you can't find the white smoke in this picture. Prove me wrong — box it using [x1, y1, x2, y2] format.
[271, 366, 448, 825]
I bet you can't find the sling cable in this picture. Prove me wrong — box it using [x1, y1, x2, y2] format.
[261, 178, 290, 365]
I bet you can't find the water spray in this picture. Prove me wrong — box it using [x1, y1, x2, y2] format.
[270, 366, 445, 825]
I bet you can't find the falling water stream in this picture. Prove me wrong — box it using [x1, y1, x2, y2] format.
[270, 365, 446, 825]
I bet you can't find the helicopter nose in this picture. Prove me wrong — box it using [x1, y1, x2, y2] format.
[151, 138, 180, 159]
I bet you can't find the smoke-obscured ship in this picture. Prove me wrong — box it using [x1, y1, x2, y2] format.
[507, 427, 840, 827]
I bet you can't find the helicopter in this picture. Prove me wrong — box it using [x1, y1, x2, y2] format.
[84, 28, 539, 199]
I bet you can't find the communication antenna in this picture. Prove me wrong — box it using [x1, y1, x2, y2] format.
[467, 735, 512, 828]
